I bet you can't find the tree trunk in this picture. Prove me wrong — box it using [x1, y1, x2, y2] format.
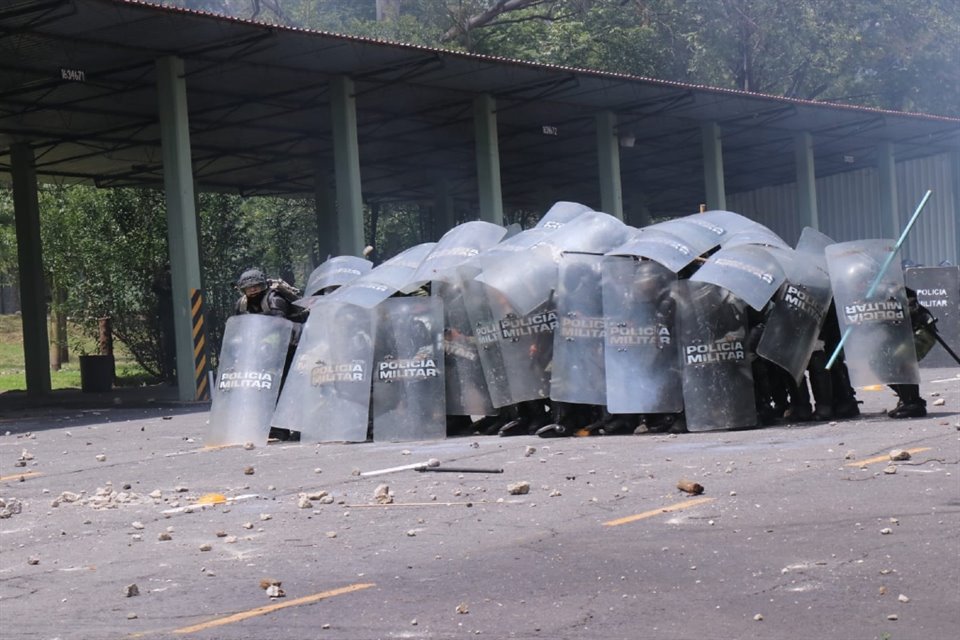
[98, 317, 113, 357]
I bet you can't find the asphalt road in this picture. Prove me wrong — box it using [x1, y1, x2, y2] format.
[1, 368, 958, 640]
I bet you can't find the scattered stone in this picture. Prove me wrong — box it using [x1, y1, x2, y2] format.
[326, 531, 337, 538]
[224, 536, 238, 544]
[158, 532, 172, 541]
[27, 556, 39, 565]
[887, 614, 899, 621]
[321, 623, 331, 629]
[125, 584, 139, 597]
[753, 614, 763, 621]
[0, 498, 23, 518]
[259, 514, 272, 521]
[456, 602, 469, 614]
[314, 468, 323, 474]
[411, 619, 418, 626]
[215, 530, 227, 537]
[260, 578, 281, 589]
[889, 450, 911, 461]
[374, 484, 393, 504]
[149, 490, 162, 499]
[127, 612, 138, 620]
[879, 586, 887, 595]
[932, 397, 945, 406]
[199, 543, 212, 552]
[524, 446, 536, 457]
[19, 449, 34, 461]
[95, 454, 106, 462]
[549, 489, 562, 497]
[243, 442, 255, 450]
[880, 527, 893, 535]
[677, 480, 704, 495]
[844, 451, 856, 460]
[242, 522, 254, 530]
[507, 481, 530, 495]
[406, 530, 417, 537]
[243, 466, 255, 475]
[318, 495, 334, 504]
[131, 521, 145, 530]
[265, 585, 285, 598]
[297, 495, 313, 509]
[883, 465, 898, 475]
[351, 468, 361, 476]
[898, 594, 910, 603]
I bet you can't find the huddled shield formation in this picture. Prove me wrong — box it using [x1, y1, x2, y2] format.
[208, 202, 934, 446]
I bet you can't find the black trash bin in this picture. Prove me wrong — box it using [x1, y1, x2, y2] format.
[79, 355, 115, 393]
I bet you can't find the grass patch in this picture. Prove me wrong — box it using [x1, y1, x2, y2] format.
[0, 314, 159, 392]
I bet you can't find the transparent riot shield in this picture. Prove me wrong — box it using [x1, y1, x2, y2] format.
[413, 221, 507, 284]
[549, 253, 607, 406]
[607, 228, 701, 273]
[602, 256, 682, 414]
[434, 270, 495, 416]
[477, 211, 630, 316]
[905, 266, 959, 368]
[207, 314, 294, 446]
[673, 280, 757, 431]
[535, 201, 593, 230]
[795, 227, 835, 258]
[330, 243, 436, 308]
[756, 248, 833, 382]
[371, 296, 446, 441]
[271, 300, 375, 442]
[303, 256, 373, 297]
[649, 218, 725, 254]
[721, 228, 790, 250]
[825, 240, 920, 387]
[690, 244, 787, 311]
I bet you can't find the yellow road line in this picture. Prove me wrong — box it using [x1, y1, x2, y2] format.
[0, 470, 42, 482]
[846, 447, 931, 467]
[603, 496, 715, 527]
[173, 582, 375, 634]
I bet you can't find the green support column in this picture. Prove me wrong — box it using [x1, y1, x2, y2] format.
[877, 141, 898, 239]
[795, 132, 819, 230]
[314, 170, 337, 262]
[433, 175, 456, 240]
[701, 122, 727, 210]
[330, 76, 365, 255]
[157, 56, 205, 402]
[10, 143, 51, 396]
[596, 111, 624, 220]
[473, 94, 504, 225]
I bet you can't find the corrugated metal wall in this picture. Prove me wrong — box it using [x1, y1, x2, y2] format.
[727, 152, 958, 266]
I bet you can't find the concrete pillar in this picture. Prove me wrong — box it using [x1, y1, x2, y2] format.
[596, 111, 624, 220]
[10, 143, 51, 396]
[795, 132, 819, 230]
[433, 175, 456, 240]
[156, 56, 205, 402]
[314, 170, 338, 262]
[701, 121, 727, 210]
[951, 152, 960, 264]
[877, 141, 898, 238]
[330, 76, 365, 255]
[473, 94, 504, 225]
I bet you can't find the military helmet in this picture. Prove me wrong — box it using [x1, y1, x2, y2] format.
[237, 268, 267, 292]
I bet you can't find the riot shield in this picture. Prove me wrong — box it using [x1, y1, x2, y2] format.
[697, 210, 773, 239]
[905, 266, 959, 368]
[721, 228, 790, 250]
[207, 314, 293, 446]
[434, 270, 495, 416]
[303, 256, 373, 297]
[606, 228, 701, 273]
[535, 201, 593, 230]
[477, 211, 630, 316]
[795, 227, 835, 258]
[756, 247, 833, 382]
[690, 244, 787, 311]
[826, 240, 920, 387]
[413, 221, 507, 285]
[464, 279, 556, 408]
[330, 243, 435, 308]
[648, 218, 725, 254]
[371, 296, 446, 441]
[673, 280, 757, 431]
[549, 253, 608, 406]
[602, 256, 682, 413]
[271, 300, 375, 442]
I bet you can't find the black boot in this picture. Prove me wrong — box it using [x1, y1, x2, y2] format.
[888, 384, 927, 418]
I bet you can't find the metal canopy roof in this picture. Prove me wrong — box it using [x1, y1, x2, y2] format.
[3, 0, 959, 216]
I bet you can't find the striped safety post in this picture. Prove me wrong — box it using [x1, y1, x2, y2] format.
[190, 288, 211, 401]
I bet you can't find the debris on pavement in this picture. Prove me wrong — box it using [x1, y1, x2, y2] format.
[889, 449, 912, 461]
[374, 484, 393, 504]
[507, 481, 530, 495]
[677, 480, 704, 495]
[125, 584, 139, 597]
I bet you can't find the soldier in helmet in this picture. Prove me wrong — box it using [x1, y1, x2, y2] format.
[887, 287, 937, 418]
[235, 268, 295, 318]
